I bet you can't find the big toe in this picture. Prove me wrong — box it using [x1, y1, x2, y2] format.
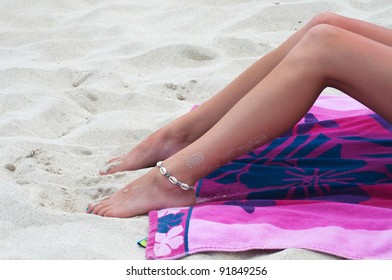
[99, 157, 125, 175]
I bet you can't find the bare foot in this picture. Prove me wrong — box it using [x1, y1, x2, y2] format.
[87, 167, 196, 218]
[100, 126, 192, 175]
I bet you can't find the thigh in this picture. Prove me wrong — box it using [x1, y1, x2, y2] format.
[315, 13, 392, 48]
[320, 25, 392, 123]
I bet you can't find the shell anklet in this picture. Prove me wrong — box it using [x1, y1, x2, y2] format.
[156, 161, 194, 191]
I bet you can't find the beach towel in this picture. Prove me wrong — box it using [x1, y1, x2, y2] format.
[146, 95, 392, 260]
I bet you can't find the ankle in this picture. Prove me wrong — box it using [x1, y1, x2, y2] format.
[151, 166, 197, 205]
[156, 161, 195, 191]
[165, 120, 195, 146]
[157, 156, 203, 189]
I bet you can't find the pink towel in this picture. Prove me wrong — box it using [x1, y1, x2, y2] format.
[146, 95, 392, 259]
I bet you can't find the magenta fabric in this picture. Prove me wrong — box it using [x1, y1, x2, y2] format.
[146, 95, 392, 260]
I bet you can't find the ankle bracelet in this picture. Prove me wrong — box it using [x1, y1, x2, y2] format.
[156, 161, 194, 191]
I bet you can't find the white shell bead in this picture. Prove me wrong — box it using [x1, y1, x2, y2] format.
[169, 176, 178, 184]
[156, 161, 194, 191]
[159, 167, 167, 175]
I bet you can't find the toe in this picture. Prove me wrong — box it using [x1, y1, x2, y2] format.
[97, 205, 113, 216]
[86, 196, 110, 214]
[86, 202, 98, 214]
[104, 208, 130, 218]
[102, 209, 116, 217]
[99, 157, 123, 175]
[91, 200, 111, 215]
[86, 205, 93, 214]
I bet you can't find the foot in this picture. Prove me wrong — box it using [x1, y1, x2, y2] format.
[100, 126, 192, 175]
[87, 168, 196, 218]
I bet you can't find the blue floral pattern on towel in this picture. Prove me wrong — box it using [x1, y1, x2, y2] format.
[157, 212, 184, 233]
[204, 113, 392, 206]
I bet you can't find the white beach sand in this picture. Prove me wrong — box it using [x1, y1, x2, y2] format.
[1, 0, 391, 260]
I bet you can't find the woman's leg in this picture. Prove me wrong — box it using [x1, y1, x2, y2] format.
[102, 13, 392, 175]
[88, 23, 392, 217]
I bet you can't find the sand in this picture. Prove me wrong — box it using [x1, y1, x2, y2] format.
[1, 0, 391, 260]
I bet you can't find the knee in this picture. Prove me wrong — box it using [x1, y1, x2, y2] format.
[287, 24, 343, 70]
[302, 23, 342, 47]
[309, 12, 341, 27]
[289, 13, 346, 62]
